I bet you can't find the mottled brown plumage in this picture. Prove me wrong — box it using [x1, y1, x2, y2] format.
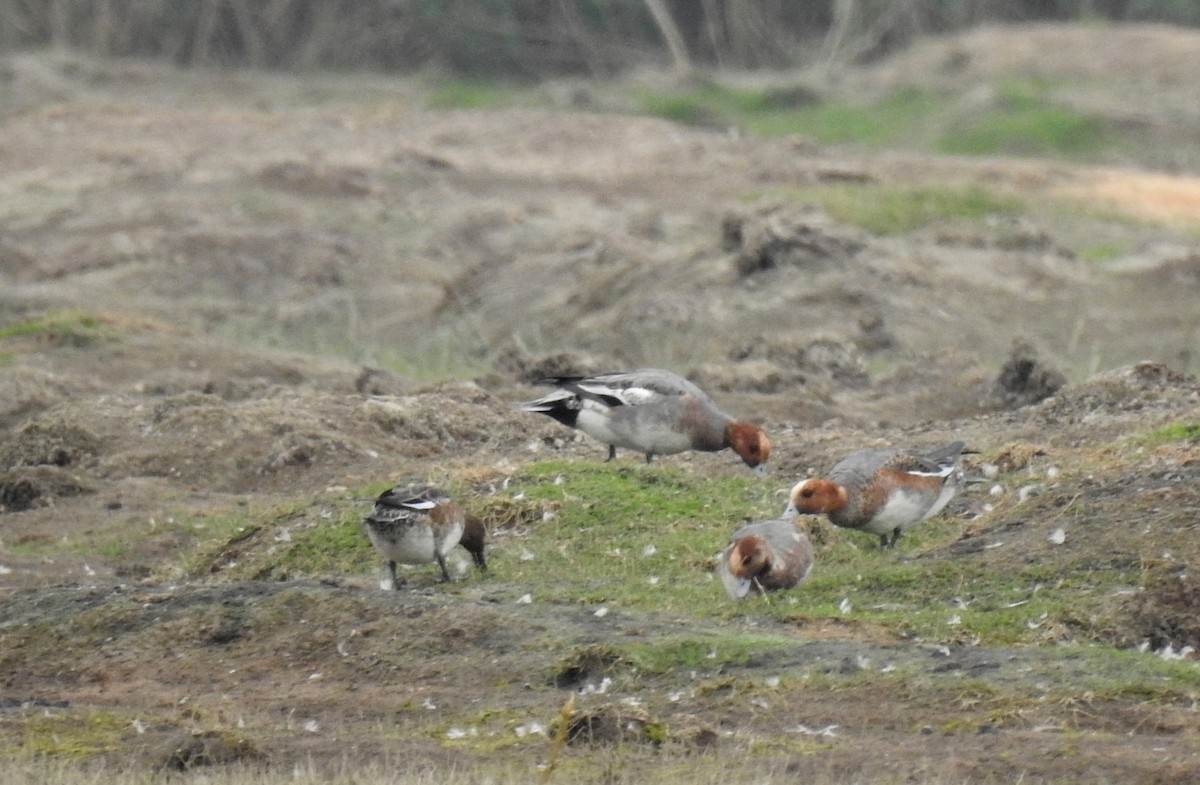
[363, 484, 466, 588]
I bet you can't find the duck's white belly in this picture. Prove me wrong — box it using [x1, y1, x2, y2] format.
[860, 491, 934, 534]
[367, 521, 463, 564]
[576, 406, 691, 454]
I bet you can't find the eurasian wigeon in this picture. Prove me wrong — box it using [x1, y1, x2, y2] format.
[716, 517, 814, 599]
[519, 368, 771, 473]
[363, 483, 470, 588]
[784, 441, 968, 548]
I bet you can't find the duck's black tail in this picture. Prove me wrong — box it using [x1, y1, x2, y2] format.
[518, 389, 580, 428]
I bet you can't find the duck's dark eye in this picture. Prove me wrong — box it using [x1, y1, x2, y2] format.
[800, 488, 815, 499]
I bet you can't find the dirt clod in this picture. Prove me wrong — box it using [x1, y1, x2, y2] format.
[0, 420, 101, 470]
[725, 203, 868, 278]
[0, 466, 96, 511]
[552, 645, 627, 689]
[1124, 562, 1200, 652]
[158, 730, 262, 771]
[992, 340, 1067, 408]
[560, 704, 658, 746]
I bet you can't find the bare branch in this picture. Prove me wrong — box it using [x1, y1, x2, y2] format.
[642, 0, 692, 77]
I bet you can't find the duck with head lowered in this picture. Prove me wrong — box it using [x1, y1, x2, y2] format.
[520, 368, 771, 474]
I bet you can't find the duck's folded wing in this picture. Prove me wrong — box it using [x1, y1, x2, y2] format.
[889, 444, 964, 478]
[578, 369, 708, 406]
[375, 484, 442, 511]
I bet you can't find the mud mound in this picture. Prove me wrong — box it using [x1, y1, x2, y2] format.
[1126, 561, 1200, 653]
[990, 339, 1067, 408]
[0, 465, 96, 512]
[492, 345, 615, 384]
[723, 203, 868, 278]
[158, 730, 263, 772]
[1035, 362, 1200, 425]
[0, 365, 106, 429]
[0, 418, 101, 470]
[0, 383, 541, 497]
[864, 22, 1200, 90]
[728, 333, 869, 388]
[558, 703, 658, 747]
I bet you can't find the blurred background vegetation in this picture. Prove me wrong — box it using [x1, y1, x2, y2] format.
[1, 0, 1198, 77]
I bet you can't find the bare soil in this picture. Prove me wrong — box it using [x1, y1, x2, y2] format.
[2, 22, 1200, 783]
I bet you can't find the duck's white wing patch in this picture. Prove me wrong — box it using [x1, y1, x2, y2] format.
[904, 462, 958, 479]
[615, 385, 669, 406]
[576, 381, 666, 407]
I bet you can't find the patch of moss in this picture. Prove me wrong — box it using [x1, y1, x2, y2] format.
[939, 79, 1116, 159]
[800, 182, 1025, 235]
[275, 507, 376, 576]
[1138, 420, 1200, 446]
[1075, 241, 1128, 262]
[18, 709, 130, 758]
[636, 83, 942, 146]
[0, 310, 108, 348]
[167, 496, 379, 582]
[491, 459, 775, 612]
[427, 80, 516, 110]
[621, 633, 794, 674]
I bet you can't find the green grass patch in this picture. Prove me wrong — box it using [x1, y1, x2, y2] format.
[765, 182, 1025, 234]
[764, 85, 942, 144]
[474, 460, 1145, 650]
[172, 497, 378, 582]
[785, 550, 1100, 646]
[233, 189, 285, 221]
[939, 80, 1115, 159]
[635, 83, 944, 145]
[635, 82, 782, 127]
[621, 632, 797, 674]
[13, 709, 130, 758]
[493, 459, 774, 611]
[1074, 241, 1129, 262]
[0, 311, 107, 346]
[131, 456, 1155, 654]
[631, 78, 1140, 168]
[1136, 420, 1200, 446]
[1084, 648, 1200, 699]
[148, 458, 1168, 654]
[426, 80, 518, 110]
